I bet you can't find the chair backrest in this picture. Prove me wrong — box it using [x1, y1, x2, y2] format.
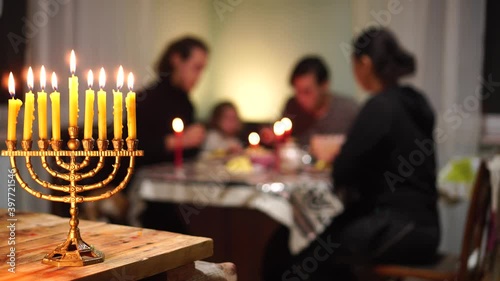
[457, 161, 492, 281]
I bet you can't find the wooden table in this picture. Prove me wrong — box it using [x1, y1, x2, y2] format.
[0, 210, 213, 280]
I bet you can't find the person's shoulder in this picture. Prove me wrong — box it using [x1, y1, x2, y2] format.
[331, 93, 360, 112]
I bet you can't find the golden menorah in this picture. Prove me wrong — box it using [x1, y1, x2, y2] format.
[1, 126, 143, 267]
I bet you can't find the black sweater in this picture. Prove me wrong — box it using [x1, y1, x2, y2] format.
[136, 79, 198, 166]
[333, 86, 438, 225]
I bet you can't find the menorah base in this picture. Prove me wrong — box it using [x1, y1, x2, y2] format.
[42, 228, 104, 267]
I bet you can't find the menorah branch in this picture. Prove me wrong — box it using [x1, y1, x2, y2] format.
[25, 156, 69, 192]
[82, 156, 120, 190]
[83, 156, 135, 202]
[79, 157, 106, 180]
[9, 156, 67, 202]
[41, 156, 71, 181]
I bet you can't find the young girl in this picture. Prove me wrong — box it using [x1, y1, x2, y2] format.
[202, 102, 243, 155]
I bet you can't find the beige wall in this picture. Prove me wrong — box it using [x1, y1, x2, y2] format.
[197, 0, 355, 122]
[23, 0, 354, 124]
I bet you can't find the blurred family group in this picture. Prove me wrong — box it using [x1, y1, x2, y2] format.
[136, 37, 358, 165]
[135, 27, 440, 280]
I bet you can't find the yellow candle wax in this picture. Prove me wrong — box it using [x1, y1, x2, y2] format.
[50, 91, 61, 141]
[84, 89, 95, 139]
[23, 91, 35, 140]
[113, 66, 124, 140]
[23, 67, 35, 140]
[125, 91, 136, 140]
[7, 72, 23, 141]
[125, 72, 136, 140]
[37, 65, 48, 140]
[69, 50, 79, 127]
[113, 89, 123, 140]
[8, 99, 23, 141]
[97, 68, 107, 140]
[37, 91, 47, 139]
[50, 72, 61, 141]
[84, 70, 95, 139]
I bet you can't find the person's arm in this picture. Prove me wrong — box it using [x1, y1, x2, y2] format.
[344, 99, 361, 132]
[333, 96, 393, 186]
[164, 123, 206, 151]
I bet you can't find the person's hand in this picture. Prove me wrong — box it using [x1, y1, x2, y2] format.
[227, 141, 243, 154]
[182, 123, 206, 148]
[259, 127, 275, 145]
[165, 123, 206, 151]
[309, 134, 345, 163]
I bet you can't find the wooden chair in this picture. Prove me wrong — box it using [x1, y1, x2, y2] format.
[370, 161, 493, 281]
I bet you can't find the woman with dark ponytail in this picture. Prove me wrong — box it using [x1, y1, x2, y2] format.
[263, 27, 440, 281]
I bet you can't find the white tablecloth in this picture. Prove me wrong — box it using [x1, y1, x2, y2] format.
[128, 163, 343, 254]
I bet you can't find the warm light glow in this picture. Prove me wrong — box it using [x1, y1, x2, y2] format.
[99, 67, 106, 89]
[70, 50, 76, 74]
[8, 72, 15, 96]
[172, 118, 184, 133]
[40, 66, 46, 90]
[117, 65, 124, 90]
[87, 70, 94, 88]
[273, 121, 285, 136]
[127, 72, 134, 91]
[281, 117, 292, 131]
[248, 132, 260, 146]
[51, 72, 58, 90]
[27, 67, 34, 90]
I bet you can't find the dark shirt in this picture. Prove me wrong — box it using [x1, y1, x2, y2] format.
[283, 94, 359, 147]
[333, 85, 438, 226]
[136, 78, 198, 166]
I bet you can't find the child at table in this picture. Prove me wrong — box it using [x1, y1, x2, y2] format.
[202, 101, 243, 156]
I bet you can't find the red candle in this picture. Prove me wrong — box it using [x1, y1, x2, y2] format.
[172, 117, 184, 169]
[273, 121, 285, 171]
[281, 117, 293, 141]
[248, 132, 260, 149]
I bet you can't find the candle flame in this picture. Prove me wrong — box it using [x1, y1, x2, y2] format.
[248, 132, 260, 146]
[127, 72, 134, 91]
[40, 65, 46, 90]
[99, 67, 106, 89]
[70, 50, 76, 74]
[27, 67, 34, 90]
[281, 117, 292, 131]
[117, 65, 124, 90]
[172, 118, 184, 133]
[8, 72, 15, 97]
[51, 72, 58, 91]
[273, 121, 285, 136]
[87, 70, 94, 88]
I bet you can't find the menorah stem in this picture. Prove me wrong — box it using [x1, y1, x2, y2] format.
[69, 195, 79, 238]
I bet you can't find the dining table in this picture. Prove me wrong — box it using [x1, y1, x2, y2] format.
[127, 158, 344, 281]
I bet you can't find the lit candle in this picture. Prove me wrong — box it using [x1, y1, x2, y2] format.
[125, 72, 136, 140]
[113, 65, 124, 140]
[69, 50, 79, 127]
[97, 68, 107, 140]
[273, 121, 285, 143]
[23, 67, 35, 140]
[248, 132, 260, 149]
[273, 120, 285, 172]
[172, 117, 184, 168]
[37, 66, 48, 140]
[84, 70, 95, 139]
[50, 72, 61, 141]
[7, 72, 23, 141]
[281, 117, 292, 140]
